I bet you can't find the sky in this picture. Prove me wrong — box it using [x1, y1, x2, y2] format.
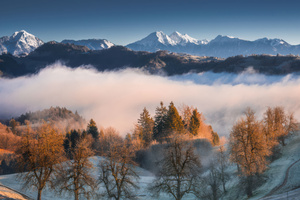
[1, 0, 300, 45]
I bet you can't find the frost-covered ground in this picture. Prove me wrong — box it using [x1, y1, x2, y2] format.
[0, 157, 195, 200]
[1, 131, 300, 199]
[0, 183, 27, 200]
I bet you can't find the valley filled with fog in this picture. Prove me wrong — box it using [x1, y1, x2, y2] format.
[1, 63, 300, 137]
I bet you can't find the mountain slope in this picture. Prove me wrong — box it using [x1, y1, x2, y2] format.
[126, 31, 207, 53]
[127, 31, 300, 58]
[61, 39, 114, 50]
[0, 30, 44, 56]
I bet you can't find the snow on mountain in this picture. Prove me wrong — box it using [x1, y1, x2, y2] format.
[126, 31, 207, 53]
[169, 31, 207, 45]
[61, 39, 114, 50]
[0, 30, 44, 56]
[127, 31, 300, 58]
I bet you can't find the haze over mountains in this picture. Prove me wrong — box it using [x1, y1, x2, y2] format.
[1, 30, 300, 58]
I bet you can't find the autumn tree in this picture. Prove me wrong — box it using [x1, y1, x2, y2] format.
[98, 142, 140, 200]
[229, 108, 271, 197]
[9, 119, 19, 135]
[18, 122, 64, 200]
[149, 134, 202, 200]
[135, 107, 154, 147]
[55, 137, 96, 200]
[263, 106, 298, 147]
[179, 104, 193, 130]
[153, 101, 168, 142]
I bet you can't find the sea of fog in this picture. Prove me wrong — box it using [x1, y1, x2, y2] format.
[1, 63, 300, 137]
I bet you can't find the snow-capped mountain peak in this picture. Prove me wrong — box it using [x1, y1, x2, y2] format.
[210, 35, 240, 43]
[0, 30, 44, 56]
[169, 31, 201, 45]
[61, 38, 115, 50]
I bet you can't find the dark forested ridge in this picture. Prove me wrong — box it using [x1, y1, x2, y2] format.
[1, 42, 300, 77]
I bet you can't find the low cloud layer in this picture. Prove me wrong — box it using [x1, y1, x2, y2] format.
[1, 63, 300, 137]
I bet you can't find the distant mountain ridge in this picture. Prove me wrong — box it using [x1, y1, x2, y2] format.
[1, 41, 300, 78]
[0, 30, 44, 56]
[61, 39, 114, 50]
[127, 31, 300, 58]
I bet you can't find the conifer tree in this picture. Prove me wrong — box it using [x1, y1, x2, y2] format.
[165, 102, 184, 135]
[153, 101, 168, 142]
[87, 119, 99, 139]
[137, 107, 154, 147]
[189, 109, 201, 136]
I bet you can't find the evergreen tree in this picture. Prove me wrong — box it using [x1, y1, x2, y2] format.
[153, 102, 168, 142]
[137, 107, 154, 147]
[211, 131, 220, 146]
[87, 119, 99, 139]
[165, 102, 184, 135]
[189, 109, 201, 136]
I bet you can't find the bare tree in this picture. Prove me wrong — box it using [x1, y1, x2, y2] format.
[18, 122, 64, 200]
[217, 146, 229, 194]
[55, 137, 96, 200]
[149, 133, 202, 200]
[98, 142, 140, 200]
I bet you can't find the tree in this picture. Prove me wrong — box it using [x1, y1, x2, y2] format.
[63, 129, 81, 159]
[211, 131, 220, 146]
[203, 162, 222, 200]
[229, 108, 271, 197]
[153, 101, 168, 142]
[98, 142, 140, 200]
[217, 146, 229, 193]
[18, 122, 64, 200]
[55, 137, 96, 200]
[263, 106, 298, 147]
[87, 119, 101, 152]
[9, 118, 19, 135]
[135, 107, 154, 147]
[189, 109, 201, 136]
[149, 134, 202, 200]
[87, 119, 99, 140]
[164, 102, 184, 138]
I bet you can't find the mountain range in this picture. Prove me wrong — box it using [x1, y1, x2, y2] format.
[1, 30, 300, 58]
[127, 31, 300, 58]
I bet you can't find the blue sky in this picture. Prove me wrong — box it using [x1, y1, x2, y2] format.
[1, 0, 300, 45]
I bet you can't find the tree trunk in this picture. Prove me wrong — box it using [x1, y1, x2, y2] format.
[75, 189, 79, 200]
[222, 181, 227, 193]
[177, 179, 181, 200]
[37, 188, 42, 200]
[246, 175, 253, 197]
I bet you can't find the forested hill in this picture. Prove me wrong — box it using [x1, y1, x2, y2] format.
[1, 42, 300, 77]
[1, 107, 86, 132]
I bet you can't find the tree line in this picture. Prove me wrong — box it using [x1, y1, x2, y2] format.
[0, 104, 298, 200]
